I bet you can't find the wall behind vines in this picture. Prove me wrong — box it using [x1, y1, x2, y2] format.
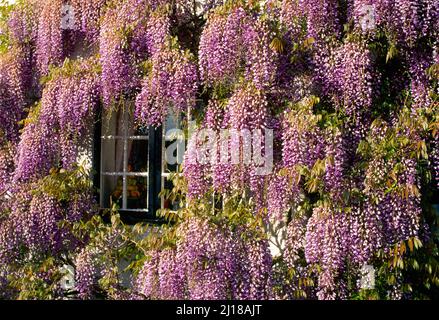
[0, 0, 438, 300]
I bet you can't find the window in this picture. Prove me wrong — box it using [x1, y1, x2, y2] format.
[94, 106, 180, 224]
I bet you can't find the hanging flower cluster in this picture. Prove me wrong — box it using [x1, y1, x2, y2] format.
[352, 0, 439, 45]
[135, 43, 198, 127]
[314, 41, 378, 117]
[36, 0, 65, 75]
[14, 57, 100, 181]
[72, 0, 108, 43]
[0, 52, 25, 142]
[75, 247, 100, 299]
[99, 0, 170, 107]
[135, 217, 272, 300]
[0, 170, 97, 267]
[199, 5, 277, 89]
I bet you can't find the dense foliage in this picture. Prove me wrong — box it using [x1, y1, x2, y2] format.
[0, 0, 438, 300]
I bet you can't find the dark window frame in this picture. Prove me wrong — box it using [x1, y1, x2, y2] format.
[92, 107, 165, 225]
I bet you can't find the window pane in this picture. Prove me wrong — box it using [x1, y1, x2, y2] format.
[126, 176, 148, 209]
[162, 176, 178, 210]
[101, 174, 122, 209]
[128, 139, 148, 173]
[101, 138, 124, 173]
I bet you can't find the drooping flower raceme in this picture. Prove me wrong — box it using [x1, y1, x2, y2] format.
[135, 44, 198, 127]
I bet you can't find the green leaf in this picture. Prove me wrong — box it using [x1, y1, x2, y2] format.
[386, 43, 398, 63]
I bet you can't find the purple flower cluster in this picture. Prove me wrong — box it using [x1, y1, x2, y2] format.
[280, 0, 306, 37]
[135, 218, 273, 300]
[14, 58, 100, 181]
[0, 52, 26, 142]
[199, 6, 277, 89]
[281, 102, 325, 169]
[132, 10, 197, 127]
[14, 119, 59, 182]
[284, 215, 307, 268]
[432, 137, 439, 189]
[314, 41, 378, 117]
[243, 18, 278, 90]
[228, 83, 268, 130]
[407, 48, 434, 110]
[302, 0, 342, 41]
[0, 143, 15, 195]
[36, 0, 65, 75]
[99, 0, 172, 107]
[75, 248, 99, 299]
[99, 5, 138, 106]
[267, 168, 300, 220]
[72, 0, 108, 43]
[352, 0, 438, 44]
[305, 205, 350, 299]
[7, 0, 38, 45]
[22, 193, 64, 253]
[182, 133, 211, 200]
[198, 7, 248, 85]
[324, 130, 348, 198]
